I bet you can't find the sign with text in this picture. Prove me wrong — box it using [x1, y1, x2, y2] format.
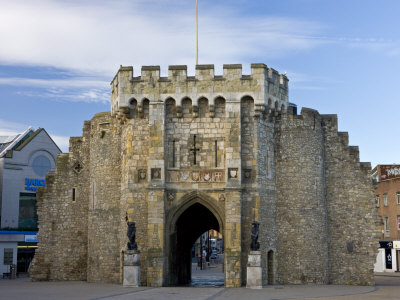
[25, 178, 45, 192]
[24, 234, 38, 242]
[379, 241, 393, 249]
[380, 165, 400, 180]
[393, 241, 400, 249]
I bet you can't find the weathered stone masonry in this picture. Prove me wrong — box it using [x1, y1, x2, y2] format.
[30, 64, 380, 287]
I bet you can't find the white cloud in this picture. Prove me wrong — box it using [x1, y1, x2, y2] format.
[0, 0, 325, 75]
[0, 77, 108, 88]
[0, 76, 109, 103]
[0, 119, 29, 135]
[50, 134, 69, 152]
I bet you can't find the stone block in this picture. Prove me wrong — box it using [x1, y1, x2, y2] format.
[123, 251, 140, 287]
[247, 251, 262, 289]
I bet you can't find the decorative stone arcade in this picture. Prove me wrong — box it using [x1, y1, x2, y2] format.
[30, 64, 379, 288]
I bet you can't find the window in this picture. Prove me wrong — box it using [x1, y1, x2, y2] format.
[397, 192, 400, 205]
[32, 155, 51, 177]
[3, 248, 13, 265]
[72, 188, 76, 202]
[384, 193, 388, 206]
[376, 195, 380, 207]
[398, 216, 400, 230]
[18, 193, 37, 229]
[384, 216, 390, 237]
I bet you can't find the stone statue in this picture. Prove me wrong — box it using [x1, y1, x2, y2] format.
[250, 221, 260, 251]
[127, 221, 138, 251]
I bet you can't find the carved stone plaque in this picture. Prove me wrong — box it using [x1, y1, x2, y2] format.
[243, 168, 252, 182]
[151, 168, 161, 180]
[228, 168, 238, 179]
[73, 161, 84, 174]
[138, 169, 146, 181]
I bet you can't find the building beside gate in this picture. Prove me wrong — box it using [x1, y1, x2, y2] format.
[372, 164, 400, 272]
[30, 64, 379, 286]
[0, 127, 60, 275]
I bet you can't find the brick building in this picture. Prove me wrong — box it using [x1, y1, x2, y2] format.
[372, 165, 400, 272]
[30, 64, 379, 287]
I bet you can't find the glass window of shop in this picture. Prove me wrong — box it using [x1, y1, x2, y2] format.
[18, 193, 37, 229]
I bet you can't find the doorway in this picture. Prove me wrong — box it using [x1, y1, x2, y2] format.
[397, 250, 400, 271]
[168, 201, 224, 286]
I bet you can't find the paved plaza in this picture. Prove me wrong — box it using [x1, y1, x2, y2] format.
[1, 271, 400, 300]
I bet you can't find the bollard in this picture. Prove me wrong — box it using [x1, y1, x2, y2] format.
[10, 264, 16, 279]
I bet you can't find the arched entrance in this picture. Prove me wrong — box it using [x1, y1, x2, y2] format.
[166, 195, 224, 286]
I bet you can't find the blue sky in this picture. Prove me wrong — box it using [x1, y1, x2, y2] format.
[0, 0, 399, 167]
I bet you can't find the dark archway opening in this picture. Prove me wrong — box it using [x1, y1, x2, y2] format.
[170, 202, 222, 286]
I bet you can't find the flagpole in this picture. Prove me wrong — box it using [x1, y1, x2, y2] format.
[196, 0, 198, 65]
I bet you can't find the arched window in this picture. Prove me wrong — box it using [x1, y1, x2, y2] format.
[166, 98, 176, 119]
[32, 155, 51, 177]
[129, 98, 138, 118]
[142, 99, 150, 119]
[182, 98, 192, 118]
[214, 97, 225, 118]
[198, 98, 208, 118]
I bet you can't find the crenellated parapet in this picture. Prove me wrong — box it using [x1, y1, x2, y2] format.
[110, 64, 289, 117]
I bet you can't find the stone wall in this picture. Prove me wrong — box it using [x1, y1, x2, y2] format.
[322, 114, 380, 285]
[30, 121, 91, 281]
[275, 108, 329, 284]
[121, 117, 150, 285]
[85, 113, 122, 283]
[256, 112, 277, 286]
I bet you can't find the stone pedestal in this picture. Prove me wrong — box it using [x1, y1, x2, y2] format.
[246, 251, 262, 289]
[123, 250, 140, 287]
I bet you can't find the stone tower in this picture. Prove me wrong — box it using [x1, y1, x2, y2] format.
[30, 64, 379, 287]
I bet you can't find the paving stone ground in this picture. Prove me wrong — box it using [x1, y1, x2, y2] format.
[1, 273, 399, 300]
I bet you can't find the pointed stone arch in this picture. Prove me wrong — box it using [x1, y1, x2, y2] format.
[167, 191, 224, 233]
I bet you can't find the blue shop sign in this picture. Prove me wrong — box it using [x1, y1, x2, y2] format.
[25, 178, 46, 192]
[24, 234, 38, 242]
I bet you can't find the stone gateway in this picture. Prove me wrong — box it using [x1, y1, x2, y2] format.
[30, 64, 379, 287]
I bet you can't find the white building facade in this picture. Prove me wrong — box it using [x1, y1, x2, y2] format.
[0, 128, 60, 275]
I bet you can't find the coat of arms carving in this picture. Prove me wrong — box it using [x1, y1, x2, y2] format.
[215, 172, 222, 181]
[181, 172, 189, 181]
[203, 172, 211, 182]
[192, 171, 200, 181]
[219, 193, 225, 201]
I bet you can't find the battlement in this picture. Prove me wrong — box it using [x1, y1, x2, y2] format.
[110, 64, 289, 115]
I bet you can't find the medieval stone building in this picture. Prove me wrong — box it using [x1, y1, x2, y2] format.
[30, 64, 379, 287]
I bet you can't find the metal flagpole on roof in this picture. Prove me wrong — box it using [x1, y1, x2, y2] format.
[196, 0, 198, 65]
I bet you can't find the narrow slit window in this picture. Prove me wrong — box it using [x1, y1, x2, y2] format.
[72, 188, 76, 202]
[215, 140, 218, 168]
